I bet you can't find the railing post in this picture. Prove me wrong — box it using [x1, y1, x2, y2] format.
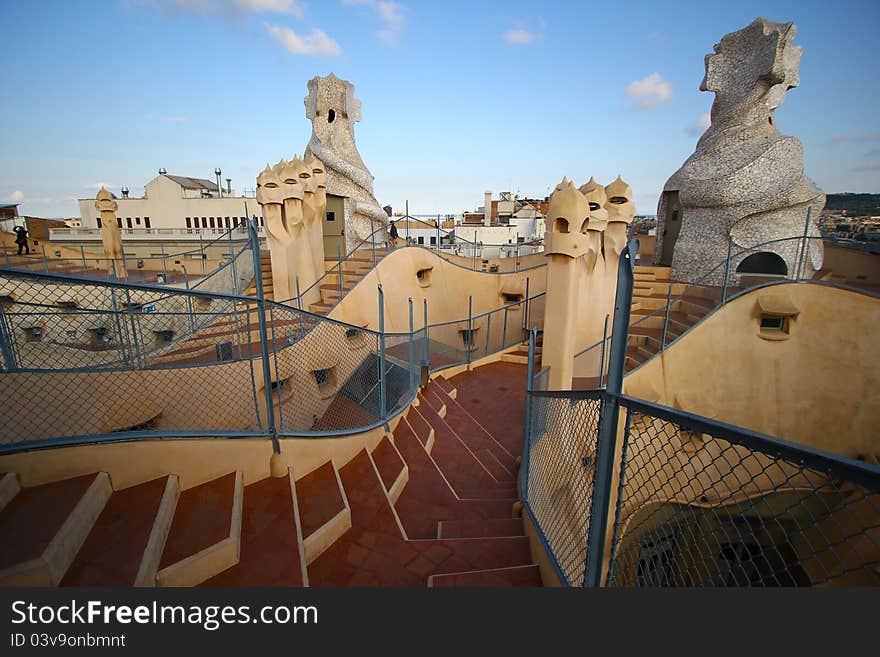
[80, 246, 88, 276]
[41, 245, 49, 272]
[584, 238, 637, 588]
[338, 243, 343, 296]
[436, 222, 440, 254]
[423, 298, 429, 370]
[123, 288, 143, 369]
[522, 327, 538, 499]
[408, 297, 415, 389]
[370, 217, 376, 265]
[485, 311, 492, 354]
[183, 268, 195, 334]
[109, 280, 128, 364]
[599, 313, 609, 387]
[295, 275, 303, 339]
[249, 222, 279, 451]
[160, 242, 168, 280]
[405, 200, 410, 244]
[523, 277, 531, 334]
[502, 306, 508, 348]
[661, 276, 673, 349]
[515, 241, 520, 273]
[466, 295, 473, 367]
[0, 302, 18, 371]
[378, 284, 387, 422]
[120, 246, 129, 280]
[227, 227, 238, 294]
[199, 232, 206, 276]
[721, 234, 733, 305]
[796, 207, 812, 281]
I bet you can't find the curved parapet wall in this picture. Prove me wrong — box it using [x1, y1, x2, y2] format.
[325, 246, 547, 333]
[622, 282, 879, 459]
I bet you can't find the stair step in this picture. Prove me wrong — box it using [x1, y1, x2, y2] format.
[428, 563, 541, 587]
[203, 472, 306, 586]
[156, 472, 242, 587]
[62, 475, 178, 587]
[405, 406, 435, 452]
[0, 472, 112, 586]
[372, 436, 408, 503]
[295, 462, 351, 564]
[437, 518, 523, 539]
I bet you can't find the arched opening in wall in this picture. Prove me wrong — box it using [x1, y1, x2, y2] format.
[554, 218, 570, 234]
[416, 267, 433, 287]
[658, 190, 682, 266]
[328, 109, 336, 123]
[736, 252, 787, 276]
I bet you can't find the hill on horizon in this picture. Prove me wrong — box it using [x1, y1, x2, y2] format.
[825, 193, 880, 216]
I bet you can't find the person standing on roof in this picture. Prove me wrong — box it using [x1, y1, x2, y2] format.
[388, 220, 399, 247]
[13, 224, 29, 255]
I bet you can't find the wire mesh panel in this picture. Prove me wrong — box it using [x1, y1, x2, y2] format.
[266, 302, 393, 434]
[607, 398, 880, 587]
[523, 392, 603, 586]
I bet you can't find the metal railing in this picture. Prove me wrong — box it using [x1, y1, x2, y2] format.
[0, 223, 544, 453]
[520, 240, 880, 587]
[2, 224, 253, 284]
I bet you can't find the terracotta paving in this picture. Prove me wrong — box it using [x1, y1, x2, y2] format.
[438, 518, 524, 539]
[295, 462, 345, 540]
[411, 396, 507, 496]
[421, 386, 516, 476]
[392, 419, 516, 539]
[314, 394, 379, 431]
[306, 450, 531, 586]
[0, 473, 99, 570]
[430, 564, 541, 587]
[63, 476, 169, 586]
[443, 362, 528, 457]
[372, 436, 404, 491]
[202, 475, 303, 586]
[160, 473, 236, 568]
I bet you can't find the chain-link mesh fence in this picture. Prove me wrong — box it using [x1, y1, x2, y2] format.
[522, 391, 603, 585]
[606, 397, 880, 587]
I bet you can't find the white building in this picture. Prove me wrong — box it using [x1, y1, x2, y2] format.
[72, 171, 262, 237]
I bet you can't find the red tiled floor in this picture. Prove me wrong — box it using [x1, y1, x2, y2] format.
[430, 564, 541, 587]
[314, 394, 379, 431]
[421, 386, 516, 476]
[0, 473, 99, 570]
[160, 473, 236, 569]
[372, 436, 404, 491]
[413, 396, 510, 496]
[438, 518, 524, 539]
[295, 462, 345, 540]
[307, 450, 531, 587]
[62, 476, 169, 586]
[202, 476, 303, 586]
[445, 362, 528, 457]
[392, 419, 515, 539]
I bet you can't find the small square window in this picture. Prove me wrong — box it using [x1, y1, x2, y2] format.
[760, 315, 786, 331]
[312, 366, 338, 397]
[326, 211, 335, 222]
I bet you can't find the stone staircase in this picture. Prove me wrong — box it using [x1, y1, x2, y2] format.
[308, 247, 388, 315]
[625, 265, 721, 370]
[0, 362, 540, 587]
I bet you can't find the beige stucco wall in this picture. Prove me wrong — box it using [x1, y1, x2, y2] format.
[326, 247, 547, 332]
[623, 283, 879, 458]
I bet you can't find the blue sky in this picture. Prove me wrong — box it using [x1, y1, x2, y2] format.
[1, 0, 878, 218]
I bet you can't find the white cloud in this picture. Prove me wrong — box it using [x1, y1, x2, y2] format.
[503, 28, 540, 45]
[158, 0, 305, 15]
[9, 190, 24, 202]
[624, 72, 673, 110]
[264, 23, 342, 56]
[686, 112, 711, 136]
[343, 0, 406, 45]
